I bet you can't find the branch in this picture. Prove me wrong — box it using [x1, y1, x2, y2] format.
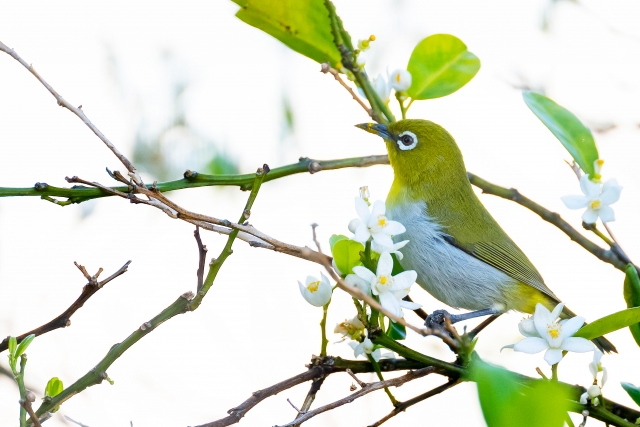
[274, 367, 436, 426]
[0, 261, 131, 353]
[31, 168, 269, 421]
[0, 155, 390, 205]
[467, 173, 629, 272]
[320, 63, 372, 118]
[368, 379, 460, 427]
[194, 226, 207, 293]
[0, 40, 137, 177]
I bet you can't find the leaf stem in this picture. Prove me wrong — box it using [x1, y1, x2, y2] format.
[320, 301, 330, 357]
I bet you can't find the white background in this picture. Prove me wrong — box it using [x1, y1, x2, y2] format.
[1, 1, 639, 426]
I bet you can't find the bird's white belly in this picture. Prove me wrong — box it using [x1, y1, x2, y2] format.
[387, 201, 514, 311]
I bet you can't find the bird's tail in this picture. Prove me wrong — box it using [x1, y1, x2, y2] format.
[562, 306, 617, 354]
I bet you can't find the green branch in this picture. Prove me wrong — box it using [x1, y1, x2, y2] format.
[31, 167, 269, 421]
[0, 155, 388, 205]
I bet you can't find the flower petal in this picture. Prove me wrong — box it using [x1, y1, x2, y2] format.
[354, 223, 371, 243]
[518, 317, 540, 337]
[601, 179, 623, 205]
[561, 195, 589, 210]
[544, 348, 564, 365]
[561, 337, 594, 353]
[383, 220, 406, 236]
[580, 174, 601, 199]
[371, 200, 386, 217]
[598, 205, 615, 223]
[513, 337, 548, 354]
[355, 197, 371, 222]
[550, 303, 565, 320]
[371, 232, 394, 249]
[399, 299, 422, 310]
[332, 259, 343, 276]
[533, 304, 553, 338]
[589, 362, 598, 379]
[352, 266, 376, 284]
[602, 367, 608, 387]
[348, 218, 362, 234]
[376, 252, 394, 277]
[345, 274, 371, 296]
[305, 275, 318, 286]
[582, 208, 599, 225]
[580, 392, 588, 404]
[390, 270, 417, 292]
[560, 316, 585, 339]
[371, 348, 381, 362]
[379, 291, 402, 318]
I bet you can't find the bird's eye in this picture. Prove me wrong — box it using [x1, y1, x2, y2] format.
[397, 131, 418, 151]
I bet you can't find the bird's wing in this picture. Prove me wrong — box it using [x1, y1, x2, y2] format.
[443, 235, 560, 302]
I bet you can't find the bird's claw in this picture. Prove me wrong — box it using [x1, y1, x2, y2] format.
[425, 309, 451, 330]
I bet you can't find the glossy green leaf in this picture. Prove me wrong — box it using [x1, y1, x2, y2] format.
[390, 253, 404, 276]
[621, 382, 640, 407]
[329, 234, 348, 251]
[407, 34, 480, 100]
[574, 307, 640, 341]
[471, 360, 568, 427]
[233, 0, 341, 66]
[522, 91, 599, 176]
[623, 265, 640, 346]
[15, 334, 35, 358]
[331, 239, 364, 275]
[387, 320, 406, 340]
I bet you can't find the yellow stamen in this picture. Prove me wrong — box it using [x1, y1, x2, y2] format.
[379, 276, 387, 285]
[590, 200, 602, 210]
[307, 281, 320, 293]
[548, 325, 560, 339]
[369, 34, 376, 41]
[396, 73, 401, 83]
[378, 215, 387, 227]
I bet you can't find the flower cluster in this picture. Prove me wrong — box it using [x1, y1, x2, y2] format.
[296, 187, 419, 361]
[371, 69, 412, 104]
[580, 350, 607, 406]
[561, 159, 623, 224]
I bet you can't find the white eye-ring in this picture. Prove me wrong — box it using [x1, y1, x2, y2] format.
[397, 131, 418, 151]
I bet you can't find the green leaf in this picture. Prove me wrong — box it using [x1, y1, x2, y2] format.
[387, 320, 406, 340]
[14, 334, 35, 358]
[623, 265, 640, 346]
[233, 0, 341, 66]
[522, 91, 599, 176]
[8, 336, 17, 357]
[407, 34, 480, 100]
[621, 382, 640, 407]
[44, 377, 64, 412]
[331, 239, 364, 275]
[390, 253, 405, 276]
[574, 307, 640, 341]
[471, 359, 569, 427]
[329, 234, 348, 251]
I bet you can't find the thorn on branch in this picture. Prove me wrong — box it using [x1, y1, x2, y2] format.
[346, 369, 367, 388]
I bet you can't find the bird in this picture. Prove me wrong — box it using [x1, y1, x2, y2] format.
[356, 119, 616, 353]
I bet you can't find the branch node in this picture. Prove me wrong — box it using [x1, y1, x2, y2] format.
[181, 291, 195, 300]
[184, 169, 198, 179]
[34, 182, 48, 190]
[140, 322, 153, 331]
[308, 161, 322, 174]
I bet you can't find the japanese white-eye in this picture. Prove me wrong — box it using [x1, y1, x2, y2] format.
[357, 119, 615, 353]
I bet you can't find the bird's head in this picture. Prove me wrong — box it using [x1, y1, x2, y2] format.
[356, 119, 466, 188]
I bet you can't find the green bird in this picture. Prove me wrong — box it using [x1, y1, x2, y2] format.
[356, 119, 616, 353]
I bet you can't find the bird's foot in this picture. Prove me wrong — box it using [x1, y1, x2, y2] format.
[425, 309, 451, 330]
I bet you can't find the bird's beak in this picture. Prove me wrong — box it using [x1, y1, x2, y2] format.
[355, 123, 393, 140]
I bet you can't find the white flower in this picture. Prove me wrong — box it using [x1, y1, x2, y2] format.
[561, 174, 623, 224]
[580, 384, 603, 406]
[373, 73, 391, 104]
[388, 69, 412, 92]
[348, 338, 381, 362]
[592, 159, 605, 184]
[359, 186, 370, 202]
[348, 198, 406, 248]
[352, 252, 420, 318]
[344, 273, 371, 296]
[511, 303, 594, 365]
[335, 316, 365, 341]
[298, 273, 332, 307]
[372, 239, 409, 260]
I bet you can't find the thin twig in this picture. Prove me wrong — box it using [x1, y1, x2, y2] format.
[64, 415, 90, 427]
[0, 261, 131, 353]
[286, 399, 304, 414]
[0, 40, 138, 177]
[194, 226, 208, 293]
[368, 379, 460, 427]
[291, 376, 327, 427]
[346, 369, 367, 388]
[19, 398, 43, 427]
[274, 367, 436, 427]
[320, 63, 372, 118]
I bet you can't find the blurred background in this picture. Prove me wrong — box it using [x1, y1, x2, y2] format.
[1, 0, 639, 425]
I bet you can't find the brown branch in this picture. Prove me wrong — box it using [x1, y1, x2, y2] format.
[320, 63, 372, 118]
[194, 226, 207, 292]
[467, 173, 629, 271]
[19, 395, 43, 427]
[0, 261, 131, 353]
[368, 379, 460, 427]
[291, 376, 327, 427]
[275, 367, 436, 427]
[0, 40, 138, 177]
